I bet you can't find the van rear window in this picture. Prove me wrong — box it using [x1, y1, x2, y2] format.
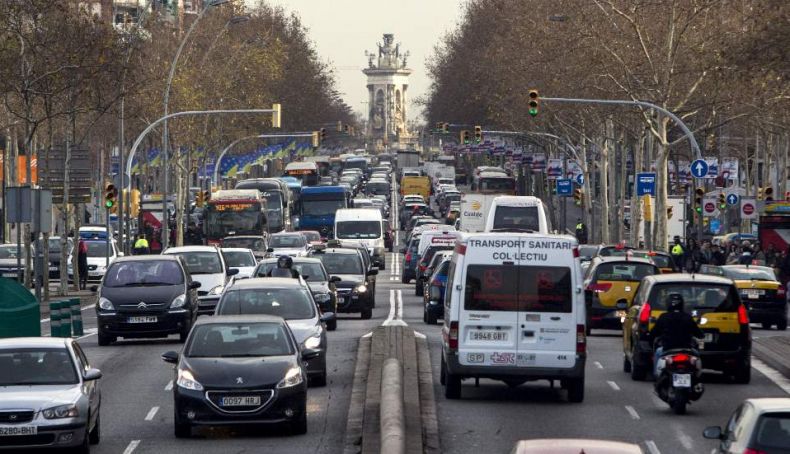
[464, 265, 572, 313]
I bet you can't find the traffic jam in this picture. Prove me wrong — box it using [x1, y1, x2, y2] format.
[2, 149, 790, 453]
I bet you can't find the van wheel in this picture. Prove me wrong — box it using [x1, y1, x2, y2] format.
[623, 356, 632, 373]
[761, 322, 772, 330]
[360, 308, 372, 320]
[778, 319, 788, 331]
[445, 373, 461, 399]
[565, 378, 585, 403]
[440, 356, 447, 386]
[97, 332, 115, 347]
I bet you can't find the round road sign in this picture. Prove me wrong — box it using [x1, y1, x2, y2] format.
[704, 202, 716, 213]
[742, 203, 755, 216]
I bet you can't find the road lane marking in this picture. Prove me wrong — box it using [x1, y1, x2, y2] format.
[386, 289, 396, 322]
[383, 289, 407, 326]
[625, 405, 640, 420]
[606, 380, 620, 391]
[645, 440, 661, 454]
[752, 358, 790, 395]
[396, 289, 403, 321]
[675, 426, 694, 451]
[123, 440, 141, 454]
[594, 361, 603, 369]
[144, 406, 159, 421]
[165, 380, 173, 391]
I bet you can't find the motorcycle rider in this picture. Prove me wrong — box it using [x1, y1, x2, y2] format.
[268, 255, 300, 278]
[650, 293, 704, 377]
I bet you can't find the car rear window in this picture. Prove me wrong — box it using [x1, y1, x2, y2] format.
[420, 246, 454, 266]
[722, 267, 776, 281]
[217, 288, 316, 319]
[752, 412, 790, 451]
[594, 262, 658, 282]
[647, 283, 740, 312]
[464, 265, 572, 313]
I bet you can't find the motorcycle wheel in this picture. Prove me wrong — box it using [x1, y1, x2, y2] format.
[670, 388, 688, 415]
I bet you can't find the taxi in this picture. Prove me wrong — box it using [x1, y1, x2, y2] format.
[622, 274, 752, 383]
[718, 265, 787, 331]
[630, 250, 677, 273]
[583, 256, 660, 334]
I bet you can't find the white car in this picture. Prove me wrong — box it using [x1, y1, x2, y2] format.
[68, 239, 122, 283]
[704, 398, 790, 453]
[220, 248, 257, 279]
[163, 245, 237, 315]
[267, 232, 311, 258]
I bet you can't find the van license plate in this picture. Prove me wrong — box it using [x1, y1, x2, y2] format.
[128, 316, 157, 324]
[0, 425, 37, 436]
[672, 373, 691, 388]
[470, 331, 508, 341]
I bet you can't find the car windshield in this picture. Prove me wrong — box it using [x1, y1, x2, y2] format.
[217, 288, 316, 319]
[104, 260, 184, 287]
[0, 245, 20, 259]
[173, 251, 223, 274]
[336, 221, 381, 239]
[222, 237, 265, 250]
[301, 231, 321, 242]
[186, 323, 293, 358]
[753, 412, 790, 451]
[302, 199, 347, 216]
[222, 251, 256, 267]
[648, 283, 740, 312]
[271, 235, 305, 248]
[85, 241, 111, 258]
[594, 262, 658, 282]
[255, 262, 327, 281]
[367, 182, 389, 192]
[0, 348, 78, 386]
[722, 267, 776, 281]
[315, 252, 363, 275]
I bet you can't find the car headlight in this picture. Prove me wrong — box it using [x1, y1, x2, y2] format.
[277, 366, 304, 388]
[314, 293, 331, 303]
[176, 369, 203, 391]
[354, 284, 367, 294]
[42, 404, 79, 419]
[303, 333, 322, 350]
[98, 297, 114, 311]
[208, 285, 224, 296]
[170, 294, 186, 309]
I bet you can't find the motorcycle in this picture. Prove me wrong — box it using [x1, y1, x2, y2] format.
[654, 347, 704, 414]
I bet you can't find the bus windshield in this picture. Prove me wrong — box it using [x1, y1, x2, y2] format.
[205, 204, 265, 239]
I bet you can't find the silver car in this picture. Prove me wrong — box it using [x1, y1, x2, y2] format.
[0, 337, 101, 452]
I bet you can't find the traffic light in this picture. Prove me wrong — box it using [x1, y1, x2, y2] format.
[271, 103, 281, 128]
[343, 124, 351, 134]
[718, 193, 726, 209]
[528, 89, 539, 117]
[573, 188, 583, 206]
[765, 186, 774, 202]
[474, 125, 483, 143]
[460, 130, 472, 144]
[320, 128, 327, 143]
[694, 187, 704, 213]
[434, 121, 443, 132]
[441, 122, 449, 133]
[104, 183, 117, 210]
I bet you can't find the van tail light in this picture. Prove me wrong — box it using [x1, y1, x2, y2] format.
[448, 321, 459, 350]
[778, 285, 786, 299]
[738, 304, 750, 325]
[454, 243, 466, 255]
[638, 303, 651, 325]
[576, 325, 586, 354]
[587, 283, 612, 293]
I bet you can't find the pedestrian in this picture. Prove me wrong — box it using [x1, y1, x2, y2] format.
[575, 218, 588, 244]
[780, 246, 790, 284]
[77, 238, 89, 290]
[726, 243, 740, 264]
[686, 238, 702, 273]
[133, 233, 150, 255]
[738, 240, 754, 265]
[711, 244, 726, 266]
[670, 236, 685, 271]
[765, 244, 778, 268]
[752, 242, 766, 266]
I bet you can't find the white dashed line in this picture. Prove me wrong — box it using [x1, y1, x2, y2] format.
[144, 406, 159, 421]
[675, 426, 694, 451]
[123, 440, 141, 454]
[594, 361, 603, 369]
[396, 289, 403, 321]
[645, 440, 661, 454]
[607, 380, 621, 391]
[625, 405, 640, 420]
[165, 380, 173, 391]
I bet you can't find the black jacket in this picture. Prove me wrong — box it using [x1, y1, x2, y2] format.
[268, 268, 300, 278]
[651, 310, 704, 351]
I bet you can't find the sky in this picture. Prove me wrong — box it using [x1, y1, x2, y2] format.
[251, 0, 467, 122]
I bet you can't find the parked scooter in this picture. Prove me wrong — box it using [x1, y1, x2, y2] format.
[654, 347, 705, 414]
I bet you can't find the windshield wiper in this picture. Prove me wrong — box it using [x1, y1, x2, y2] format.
[490, 227, 535, 233]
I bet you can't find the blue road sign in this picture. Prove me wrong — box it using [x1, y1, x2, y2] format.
[556, 179, 572, 196]
[710, 219, 721, 234]
[726, 193, 739, 206]
[691, 159, 708, 178]
[636, 172, 656, 196]
[575, 174, 585, 185]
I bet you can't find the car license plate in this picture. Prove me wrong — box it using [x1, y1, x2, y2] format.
[338, 297, 345, 303]
[672, 373, 691, 388]
[0, 425, 37, 436]
[744, 289, 765, 299]
[470, 330, 508, 341]
[128, 316, 157, 324]
[704, 333, 714, 343]
[220, 396, 260, 407]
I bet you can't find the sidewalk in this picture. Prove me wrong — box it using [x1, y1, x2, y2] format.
[753, 336, 790, 379]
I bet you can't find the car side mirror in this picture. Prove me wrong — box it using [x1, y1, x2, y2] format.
[302, 348, 320, 360]
[117, 252, 125, 257]
[83, 368, 102, 381]
[189, 281, 201, 289]
[161, 351, 179, 364]
[367, 268, 378, 276]
[330, 276, 341, 283]
[703, 426, 723, 440]
[227, 268, 239, 276]
[320, 312, 335, 323]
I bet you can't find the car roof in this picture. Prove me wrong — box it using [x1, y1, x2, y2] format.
[643, 273, 733, 285]
[745, 398, 790, 413]
[222, 235, 265, 239]
[220, 248, 254, 253]
[511, 439, 642, 454]
[0, 337, 70, 349]
[272, 232, 305, 237]
[259, 257, 322, 264]
[317, 248, 359, 255]
[164, 246, 218, 253]
[591, 256, 656, 265]
[194, 314, 287, 326]
[228, 277, 306, 289]
[113, 255, 181, 263]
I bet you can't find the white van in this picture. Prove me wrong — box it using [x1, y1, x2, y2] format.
[484, 196, 551, 233]
[440, 232, 586, 401]
[417, 229, 460, 257]
[334, 208, 386, 270]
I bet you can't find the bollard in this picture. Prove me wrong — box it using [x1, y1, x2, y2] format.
[50, 301, 62, 338]
[70, 298, 83, 337]
[60, 300, 72, 338]
[380, 358, 405, 454]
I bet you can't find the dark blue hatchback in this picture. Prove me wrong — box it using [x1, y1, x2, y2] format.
[423, 258, 451, 325]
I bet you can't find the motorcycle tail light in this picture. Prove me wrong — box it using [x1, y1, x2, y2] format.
[671, 353, 690, 364]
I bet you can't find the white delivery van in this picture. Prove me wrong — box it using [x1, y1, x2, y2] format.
[459, 194, 498, 233]
[334, 208, 386, 270]
[484, 196, 551, 233]
[440, 232, 586, 401]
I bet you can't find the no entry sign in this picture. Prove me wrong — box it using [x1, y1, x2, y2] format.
[741, 198, 757, 220]
[703, 197, 717, 217]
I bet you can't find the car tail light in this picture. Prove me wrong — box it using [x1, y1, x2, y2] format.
[738, 304, 749, 324]
[743, 449, 767, 454]
[448, 321, 459, 350]
[638, 303, 651, 325]
[587, 283, 612, 293]
[576, 324, 586, 354]
[573, 247, 579, 258]
[455, 243, 466, 255]
[405, 252, 412, 263]
[778, 285, 786, 298]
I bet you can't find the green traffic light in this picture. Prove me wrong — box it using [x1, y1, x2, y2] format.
[528, 108, 538, 117]
[105, 200, 114, 209]
[719, 203, 726, 210]
[695, 206, 702, 213]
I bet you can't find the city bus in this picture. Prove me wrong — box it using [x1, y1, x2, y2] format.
[203, 189, 269, 245]
[472, 170, 517, 195]
[284, 161, 319, 186]
[235, 178, 292, 233]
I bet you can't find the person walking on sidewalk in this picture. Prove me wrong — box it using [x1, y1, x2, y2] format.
[133, 234, 150, 255]
[77, 239, 89, 290]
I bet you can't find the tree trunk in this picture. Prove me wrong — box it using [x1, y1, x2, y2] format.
[600, 123, 611, 245]
[653, 117, 670, 252]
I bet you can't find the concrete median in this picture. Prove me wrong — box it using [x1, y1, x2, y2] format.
[380, 358, 405, 454]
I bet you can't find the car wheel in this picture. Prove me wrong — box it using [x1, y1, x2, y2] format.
[630, 347, 647, 381]
[440, 356, 447, 386]
[327, 318, 337, 331]
[97, 332, 115, 347]
[311, 371, 327, 387]
[565, 377, 585, 403]
[623, 355, 632, 373]
[426, 310, 438, 325]
[733, 364, 751, 384]
[778, 319, 788, 331]
[762, 322, 772, 330]
[75, 429, 90, 454]
[445, 373, 461, 399]
[179, 326, 189, 343]
[379, 262, 386, 271]
[361, 308, 372, 320]
[504, 379, 526, 388]
[88, 413, 100, 445]
[174, 409, 191, 438]
[415, 280, 422, 296]
[291, 408, 308, 435]
[423, 308, 428, 323]
[401, 275, 409, 284]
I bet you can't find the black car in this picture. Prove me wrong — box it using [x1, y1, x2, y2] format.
[309, 247, 376, 319]
[254, 257, 339, 330]
[162, 315, 316, 437]
[96, 256, 200, 346]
